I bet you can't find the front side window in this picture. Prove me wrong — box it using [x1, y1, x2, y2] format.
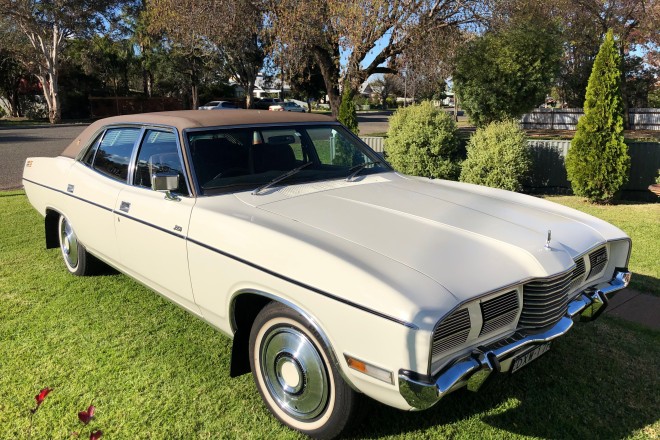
[133, 130, 188, 195]
[92, 127, 141, 182]
[187, 124, 388, 195]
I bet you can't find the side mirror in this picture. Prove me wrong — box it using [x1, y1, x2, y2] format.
[151, 171, 179, 192]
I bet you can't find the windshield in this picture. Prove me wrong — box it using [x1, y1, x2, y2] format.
[186, 124, 390, 195]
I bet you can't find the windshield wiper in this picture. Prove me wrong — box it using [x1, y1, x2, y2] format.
[346, 160, 381, 181]
[252, 162, 313, 195]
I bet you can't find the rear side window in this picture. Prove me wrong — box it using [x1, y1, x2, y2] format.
[93, 127, 141, 182]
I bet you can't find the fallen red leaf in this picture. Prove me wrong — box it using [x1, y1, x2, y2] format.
[31, 387, 53, 413]
[35, 387, 52, 405]
[78, 405, 96, 425]
[89, 430, 103, 440]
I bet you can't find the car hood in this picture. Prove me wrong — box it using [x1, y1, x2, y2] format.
[235, 173, 626, 304]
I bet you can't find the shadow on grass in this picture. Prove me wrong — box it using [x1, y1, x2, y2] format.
[0, 191, 26, 198]
[630, 272, 660, 296]
[346, 319, 659, 439]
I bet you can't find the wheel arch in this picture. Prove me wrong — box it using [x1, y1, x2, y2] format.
[228, 290, 356, 391]
[45, 208, 61, 249]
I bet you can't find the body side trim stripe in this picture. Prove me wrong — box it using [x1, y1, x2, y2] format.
[23, 178, 113, 212]
[186, 237, 418, 329]
[114, 210, 185, 239]
[23, 178, 417, 329]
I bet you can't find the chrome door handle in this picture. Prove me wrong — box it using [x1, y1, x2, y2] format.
[119, 201, 131, 213]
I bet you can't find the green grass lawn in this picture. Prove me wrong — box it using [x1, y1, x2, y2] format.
[544, 196, 660, 296]
[1, 191, 658, 439]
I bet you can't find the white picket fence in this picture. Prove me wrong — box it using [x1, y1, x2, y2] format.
[520, 108, 660, 130]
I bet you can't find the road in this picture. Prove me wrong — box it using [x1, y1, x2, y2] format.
[0, 112, 394, 190]
[0, 125, 88, 190]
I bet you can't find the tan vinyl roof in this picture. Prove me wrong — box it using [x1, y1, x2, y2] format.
[61, 110, 336, 158]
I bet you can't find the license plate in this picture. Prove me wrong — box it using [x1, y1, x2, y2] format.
[510, 343, 551, 374]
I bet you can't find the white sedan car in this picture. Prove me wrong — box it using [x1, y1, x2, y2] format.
[198, 100, 239, 110]
[23, 110, 631, 439]
[269, 101, 306, 112]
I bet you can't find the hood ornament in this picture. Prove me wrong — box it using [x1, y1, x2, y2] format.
[544, 229, 552, 250]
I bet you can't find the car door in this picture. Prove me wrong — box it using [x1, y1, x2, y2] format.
[114, 128, 199, 312]
[64, 126, 142, 265]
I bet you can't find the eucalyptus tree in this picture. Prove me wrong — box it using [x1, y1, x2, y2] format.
[0, 0, 136, 123]
[148, 0, 265, 109]
[264, 0, 487, 117]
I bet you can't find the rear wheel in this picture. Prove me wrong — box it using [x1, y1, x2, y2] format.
[58, 215, 93, 276]
[249, 302, 357, 439]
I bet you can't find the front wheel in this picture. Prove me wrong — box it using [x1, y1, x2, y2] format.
[249, 302, 358, 439]
[58, 215, 93, 276]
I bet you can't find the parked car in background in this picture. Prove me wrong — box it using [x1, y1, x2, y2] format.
[22, 110, 632, 439]
[199, 101, 239, 110]
[254, 97, 282, 110]
[268, 101, 306, 112]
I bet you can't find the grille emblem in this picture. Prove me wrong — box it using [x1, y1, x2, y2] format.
[544, 229, 552, 250]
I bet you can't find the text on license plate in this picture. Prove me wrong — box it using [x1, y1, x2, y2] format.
[511, 343, 551, 374]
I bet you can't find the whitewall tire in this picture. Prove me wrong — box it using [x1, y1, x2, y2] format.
[58, 215, 93, 276]
[249, 302, 358, 439]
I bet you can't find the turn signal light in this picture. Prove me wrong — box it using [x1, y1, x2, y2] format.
[344, 355, 393, 384]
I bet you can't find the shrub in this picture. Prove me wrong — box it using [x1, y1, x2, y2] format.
[338, 84, 359, 134]
[385, 101, 460, 179]
[565, 31, 629, 203]
[460, 120, 531, 191]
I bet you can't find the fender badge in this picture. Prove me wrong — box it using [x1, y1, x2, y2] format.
[544, 229, 552, 250]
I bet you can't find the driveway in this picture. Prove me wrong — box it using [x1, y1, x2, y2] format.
[357, 111, 392, 135]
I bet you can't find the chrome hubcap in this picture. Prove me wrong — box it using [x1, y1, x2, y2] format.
[59, 218, 79, 268]
[261, 327, 329, 420]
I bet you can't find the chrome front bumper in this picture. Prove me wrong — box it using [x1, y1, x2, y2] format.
[399, 270, 632, 410]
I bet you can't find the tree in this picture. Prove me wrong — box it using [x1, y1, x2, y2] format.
[454, 17, 562, 126]
[565, 31, 629, 204]
[337, 83, 358, 134]
[148, 0, 265, 109]
[287, 56, 326, 111]
[368, 75, 400, 109]
[557, 0, 660, 114]
[385, 101, 460, 180]
[622, 54, 657, 108]
[265, 0, 487, 117]
[0, 17, 34, 117]
[0, 0, 132, 123]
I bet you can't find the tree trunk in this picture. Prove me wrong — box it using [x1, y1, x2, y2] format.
[619, 46, 630, 130]
[245, 78, 255, 109]
[49, 74, 61, 124]
[9, 78, 21, 117]
[312, 45, 341, 118]
[190, 61, 199, 109]
[191, 83, 198, 109]
[142, 68, 149, 96]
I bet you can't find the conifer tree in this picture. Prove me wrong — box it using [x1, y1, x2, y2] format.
[565, 30, 629, 203]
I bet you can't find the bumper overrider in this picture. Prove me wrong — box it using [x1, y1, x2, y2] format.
[399, 270, 632, 410]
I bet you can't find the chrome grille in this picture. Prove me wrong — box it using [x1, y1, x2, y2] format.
[520, 271, 572, 329]
[479, 290, 519, 336]
[569, 257, 586, 291]
[432, 308, 470, 357]
[588, 247, 608, 279]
